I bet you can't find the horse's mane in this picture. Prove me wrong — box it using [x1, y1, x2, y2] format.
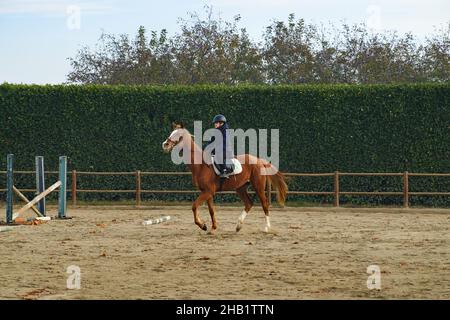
[169, 123, 213, 165]
[177, 127, 204, 157]
[172, 120, 184, 129]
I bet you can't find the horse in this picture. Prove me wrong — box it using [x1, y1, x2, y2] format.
[161, 122, 288, 233]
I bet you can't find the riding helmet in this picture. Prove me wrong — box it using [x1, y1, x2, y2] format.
[212, 114, 227, 124]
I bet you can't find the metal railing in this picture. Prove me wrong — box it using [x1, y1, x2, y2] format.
[1, 170, 449, 208]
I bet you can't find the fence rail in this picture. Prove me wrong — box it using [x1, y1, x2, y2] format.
[1, 170, 449, 208]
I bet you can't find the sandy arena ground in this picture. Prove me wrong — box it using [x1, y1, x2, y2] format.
[0, 205, 449, 300]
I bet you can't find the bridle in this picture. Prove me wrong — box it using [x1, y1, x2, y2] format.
[165, 136, 183, 149]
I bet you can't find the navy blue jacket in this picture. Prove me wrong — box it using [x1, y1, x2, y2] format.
[206, 123, 234, 162]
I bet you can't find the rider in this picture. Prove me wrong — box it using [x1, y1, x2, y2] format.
[206, 114, 234, 178]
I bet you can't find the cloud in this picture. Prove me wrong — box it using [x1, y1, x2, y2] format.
[207, 0, 449, 39]
[0, 0, 113, 15]
[207, 0, 301, 9]
[361, 0, 450, 37]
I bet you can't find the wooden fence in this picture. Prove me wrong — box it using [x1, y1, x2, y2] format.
[1, 171, 449, 208]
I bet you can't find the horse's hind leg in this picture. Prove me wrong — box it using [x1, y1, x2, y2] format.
[235, 183, 253, 232]
[206, 197, 217, 233]
[258, 189, 271, 232]
[252, 176, 271, 232]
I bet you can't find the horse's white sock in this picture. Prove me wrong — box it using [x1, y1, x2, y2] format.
[264, 216, 271, 232]
[236, 210, 248, 232]
[238, 210, 247, 223]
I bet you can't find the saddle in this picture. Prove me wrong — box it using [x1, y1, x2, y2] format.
[211, 156, 243, 177]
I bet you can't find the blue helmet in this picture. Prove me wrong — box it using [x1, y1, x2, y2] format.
[212, 114, 226, 124]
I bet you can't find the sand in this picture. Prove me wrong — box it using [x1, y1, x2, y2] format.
[0, 205, 449, 299]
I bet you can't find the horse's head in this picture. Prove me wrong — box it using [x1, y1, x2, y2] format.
[162, 121, 186, 153]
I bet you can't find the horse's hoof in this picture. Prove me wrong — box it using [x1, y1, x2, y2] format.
[208, 229, 217, 235]
[236, 223, 242, 232]
[202, 224, 208, 231]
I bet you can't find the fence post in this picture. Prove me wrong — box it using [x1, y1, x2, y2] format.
[72, 170, 77, 206]
[267, 180, 272, 206]
[333, 171, 340, 207]
[6, 154, 14, 224]
[35, 156, 46, 216]
[403, 171, 409, 208]
[136, 170, 141, 206]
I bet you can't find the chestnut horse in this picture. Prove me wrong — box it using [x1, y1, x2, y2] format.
[162, 123, 287, 233]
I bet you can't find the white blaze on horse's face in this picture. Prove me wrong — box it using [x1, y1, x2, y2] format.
[162, 129, 184, 152]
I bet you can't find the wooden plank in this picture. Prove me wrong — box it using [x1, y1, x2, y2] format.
[13, 181, 61, 220]
[13, 186, 44, 217]
[2, 171, 449, 176]
[143, 216, 171, 225]
[409, 192, 450, 196]
[76, 189, 136, 193]
[340, 173, 403, 176]
[408, 173, 450, 177]
[286, 191, 334, 195]
[141, 172, 191, 175]
[140, 190, 236, 194]
[76, 172, 135, 175]
[283, 173, 334, 177]
[340, 192, 403, 195]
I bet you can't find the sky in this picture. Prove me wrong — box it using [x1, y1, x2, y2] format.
[0, 0, 449, 84]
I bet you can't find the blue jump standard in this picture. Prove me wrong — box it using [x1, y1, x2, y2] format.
[36, 156, 46, 216]
[4, 154, 71, 224]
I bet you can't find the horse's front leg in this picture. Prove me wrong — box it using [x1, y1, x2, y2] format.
[207, 197, 217, 233]
[192, 192, 212, 231]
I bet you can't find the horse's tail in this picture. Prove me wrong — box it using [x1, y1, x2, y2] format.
[267, 170, 288, 207]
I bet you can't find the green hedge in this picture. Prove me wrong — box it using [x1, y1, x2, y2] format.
[0, 83, 449, 206]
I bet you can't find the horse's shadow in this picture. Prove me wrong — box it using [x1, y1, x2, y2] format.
[201, 228, 279, 239]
